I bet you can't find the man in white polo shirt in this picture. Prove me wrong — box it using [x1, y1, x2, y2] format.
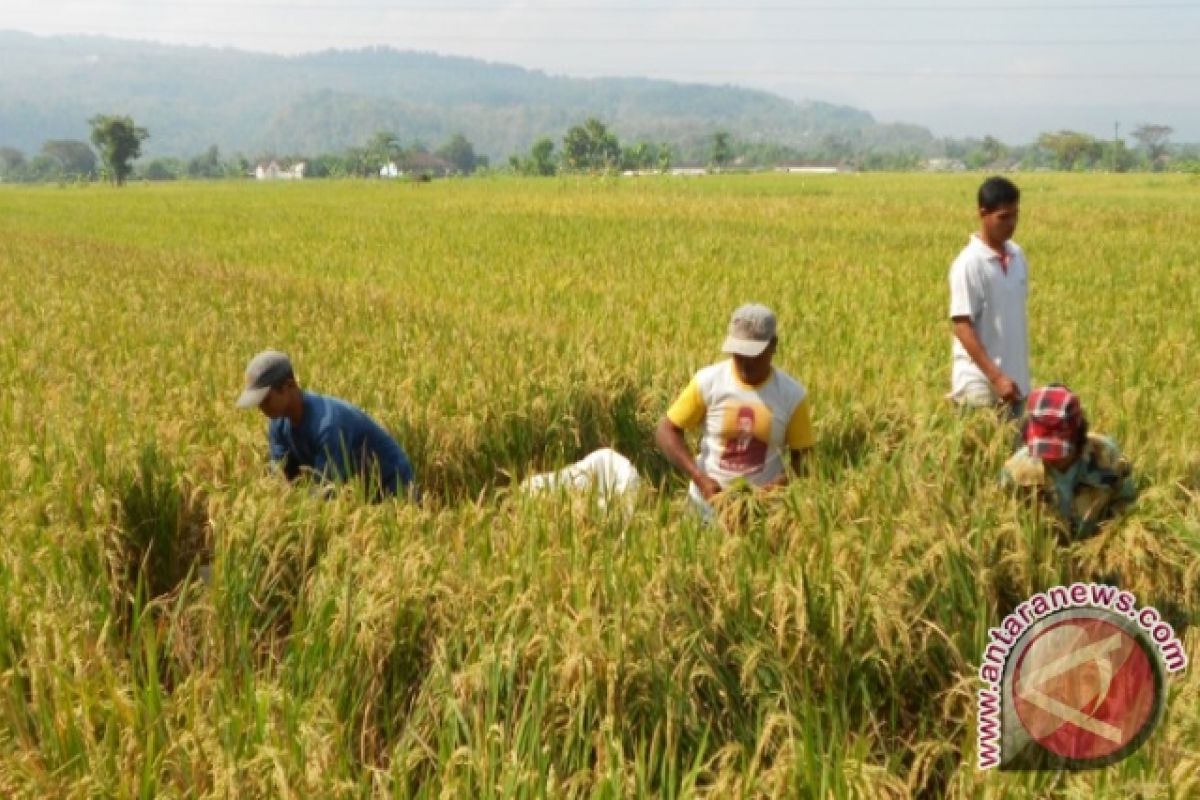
[948, 175, 1031, 419]
[656, 303, 815, 519]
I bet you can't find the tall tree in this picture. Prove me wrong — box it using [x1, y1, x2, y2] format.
[187, 145, 222, 179]
[965, 136, 1008, 170]
[223, 153, 251, 179]
[1037, 130, 1100, 171]
[621, 141, 660, 171]
[0, 146, 26, 180]
[1131, 124, 1173, 170]
[88, 115, 148, 185]
[561, 118, 620, 173]
[28, 155, 62, 182]
[710, 131, 732, 170]
[436, 133, 478, 175]
[142, 158, 182, 181]
[365, 130, 402, 171]
[40, 139, 96, 177]
[530, 138, 556, 176]
[341, 146, 373, 178]
[657, 142, 672, 172]
[1100, 139, 1137, 173]
[981, 135, 1006, 166]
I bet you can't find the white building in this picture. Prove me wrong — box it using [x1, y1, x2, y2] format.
[255, 160, 306, 180]
[923, 158, 967, 173]
[775, 165, 839, 175]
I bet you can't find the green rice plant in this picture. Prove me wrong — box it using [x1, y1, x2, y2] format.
[0, 174, 1197, 797]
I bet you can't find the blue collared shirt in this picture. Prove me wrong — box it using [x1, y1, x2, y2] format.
[268, 391, 414, 496]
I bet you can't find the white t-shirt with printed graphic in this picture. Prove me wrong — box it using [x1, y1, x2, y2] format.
[667, 359, 813, 490]
[948, 234, 1031, 400]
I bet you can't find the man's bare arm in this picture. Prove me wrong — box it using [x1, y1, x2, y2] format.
[952, 317, 1019, 403]
[655, 417, 721, 500]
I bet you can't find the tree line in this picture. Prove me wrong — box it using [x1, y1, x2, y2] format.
[2, 115, 1198, 185]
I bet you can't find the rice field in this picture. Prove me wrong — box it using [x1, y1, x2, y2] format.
[0, 173, 1198, 798]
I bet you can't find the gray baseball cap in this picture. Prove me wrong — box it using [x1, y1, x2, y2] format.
[236, 350, 295, 408]
[721, 304, 777, 357]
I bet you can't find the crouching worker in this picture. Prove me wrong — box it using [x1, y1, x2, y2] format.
[236, 350, 416, 502]
[655, 303, 814, 522]
[1001, 384, 1136, 537]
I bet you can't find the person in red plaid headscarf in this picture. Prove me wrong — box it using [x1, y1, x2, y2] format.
[1001, 384, 1137, 536]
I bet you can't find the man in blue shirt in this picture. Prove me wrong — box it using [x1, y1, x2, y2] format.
[236, 350, 415, 501]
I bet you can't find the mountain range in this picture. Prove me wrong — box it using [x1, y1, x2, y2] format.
[0, 30, 938, 160]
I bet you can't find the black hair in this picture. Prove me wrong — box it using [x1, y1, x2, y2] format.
[978, 176, 1020, 211]
[271, 373, 297, 391]
[1074, 416, 1090, 451]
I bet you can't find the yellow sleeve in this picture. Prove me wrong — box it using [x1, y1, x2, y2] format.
[786, 397, 815, 450]
[666, 378, 706, 430]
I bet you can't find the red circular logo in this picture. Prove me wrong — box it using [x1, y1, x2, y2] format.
[1012, 616, 1158, 762]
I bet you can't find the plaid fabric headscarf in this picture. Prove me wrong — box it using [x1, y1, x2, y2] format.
[1024, 384, 1084, 460]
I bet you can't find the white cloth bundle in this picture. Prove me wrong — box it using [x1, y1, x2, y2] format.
[518, 447, 641, 516]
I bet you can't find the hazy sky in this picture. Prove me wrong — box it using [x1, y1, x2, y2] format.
[6, 0, 1200, 141]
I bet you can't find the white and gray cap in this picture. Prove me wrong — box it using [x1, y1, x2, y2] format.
[721, 303, 777, 357]
[236, 350, 295, 408]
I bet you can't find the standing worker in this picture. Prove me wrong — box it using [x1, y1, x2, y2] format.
[948, 176, 1031, 419]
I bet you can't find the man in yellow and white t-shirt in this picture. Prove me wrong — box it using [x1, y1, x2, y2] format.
[655, 304, 814, 518]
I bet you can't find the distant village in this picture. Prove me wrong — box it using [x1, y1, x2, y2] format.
[250, 160, 849, 182]
[2, 116, 1193, 185]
